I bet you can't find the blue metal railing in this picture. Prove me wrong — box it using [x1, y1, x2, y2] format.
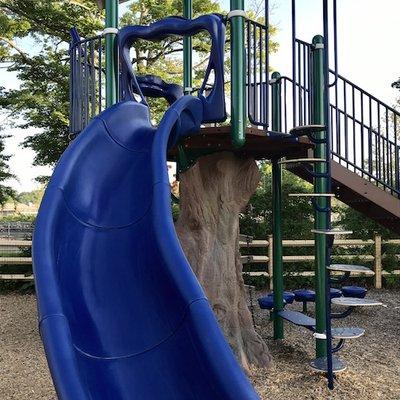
[69, 33, 106, 136]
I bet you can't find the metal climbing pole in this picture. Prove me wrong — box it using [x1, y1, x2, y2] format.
[105, 0, 119, 107]
[183, 0, 193, 94]
[271, 72, 284, 340]
[230, 0, 246, 148]
[312, 34, 328, 360]
[322, 0, 335, 389]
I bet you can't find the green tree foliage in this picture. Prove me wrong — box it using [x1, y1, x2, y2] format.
[0, 0, 103, 167]
[0, 130, 16, 206]
[240, 162, 314, 239]
[0, 0, 279, 169]
[334, 202, 394, 240]
[16, 186, 44, 206]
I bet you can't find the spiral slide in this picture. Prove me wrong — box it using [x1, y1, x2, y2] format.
[32, 93, 260, 399]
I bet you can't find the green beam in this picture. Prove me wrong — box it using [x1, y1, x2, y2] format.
[177, 0, 194, 176]
[312, 35, 328, 358]
[230, 0, 246, 148]
[271, 72, 284, 340]
[105, 0, 118, 107]
[183, 0, 193, 94]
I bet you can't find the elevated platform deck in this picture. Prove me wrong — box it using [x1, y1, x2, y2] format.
[168, 126, 312, 160]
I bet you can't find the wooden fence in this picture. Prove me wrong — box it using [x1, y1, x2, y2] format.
[239, 234, 400, 289]
[0, 236, 399, 288]
[0, 240, 33, 281]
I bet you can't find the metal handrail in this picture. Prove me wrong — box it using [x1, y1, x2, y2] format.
[278, 39, 400, 198]
[245, 17, 270, 127]
[69, 33, 106, 136]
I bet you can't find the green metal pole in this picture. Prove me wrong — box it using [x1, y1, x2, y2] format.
[177, 0, 193, 177]
[105, 0, 118, 107]
[230, 0, 246, 148]
[271, 72, 284, 339]
[183, 0, 193, 95]
[312, 35, 328, 358]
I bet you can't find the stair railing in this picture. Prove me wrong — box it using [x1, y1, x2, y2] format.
[245, 17, 270, 127]
[69, 33, 106, 136]
[276, 39, 400, 198]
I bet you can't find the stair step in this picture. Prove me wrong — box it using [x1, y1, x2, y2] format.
[277, 310, 316, 327]
[290, 124, 326, 137]
[311, 228, 353, 235]
[314, 327, 365, 340]
[279, 158, 326, 165]
[310, 357, 347, 373]
[268, 130, 293, 139]
[327, 264, 374, 275]
[331, 297, 383, 307]
[289, 193, 335, 197]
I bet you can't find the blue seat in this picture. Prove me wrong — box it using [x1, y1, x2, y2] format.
[258, 296, 286, 310]
[294, 288, 342, 302]
[330, 288, 342, 299]
[342, 286, 367, 299]
[266, 291, 295, 304]
[294, 289, 316, 302]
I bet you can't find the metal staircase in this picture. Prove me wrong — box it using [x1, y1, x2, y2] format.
[277, 40, 400, 233]
[245, 1, 396, 388]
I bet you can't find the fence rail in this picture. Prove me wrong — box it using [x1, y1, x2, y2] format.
[1, 236, 399, 288]
[240, 234, 400, 289]
[0, 240, 33, 281]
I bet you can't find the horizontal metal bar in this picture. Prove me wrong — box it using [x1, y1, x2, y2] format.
[70, 34, 104, 49]
[329, 69, 400, 116]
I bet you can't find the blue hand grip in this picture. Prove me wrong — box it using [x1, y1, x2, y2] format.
[118, 14, 227, 123]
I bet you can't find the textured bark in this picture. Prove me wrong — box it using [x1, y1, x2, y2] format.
[175, 152, 271, 370]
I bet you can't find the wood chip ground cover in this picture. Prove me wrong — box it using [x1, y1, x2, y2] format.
[0, 289, 399, 399]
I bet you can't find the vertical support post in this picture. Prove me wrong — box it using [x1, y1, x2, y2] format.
[177, 0, 193, 178]
[271, 72, 284, 340]
[312, 35, 328, 359]
[105, 0, 118, 107]
[183, 0, 193, 94]
[374, 234, 382, 289]
[268, 235, 273, 290]
[230, 0, 246, 148]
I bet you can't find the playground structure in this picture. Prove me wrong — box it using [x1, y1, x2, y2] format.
[32, 0, 400, 398]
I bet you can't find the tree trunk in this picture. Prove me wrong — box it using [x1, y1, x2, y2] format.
[175, 152, 271, 370]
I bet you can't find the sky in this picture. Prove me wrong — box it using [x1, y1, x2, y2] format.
[1, 0, 399, 192]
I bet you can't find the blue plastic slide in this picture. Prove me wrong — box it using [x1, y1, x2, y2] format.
[33, 14, 259, 400]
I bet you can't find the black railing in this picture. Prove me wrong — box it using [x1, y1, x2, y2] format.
[245, 18, 269, 127]
[292, 39, 313, 128]
[69, 34, 106, 136]
[277, 39, 400, 197]
[68, 28, 400, 198]
[329, 71, 400, 196]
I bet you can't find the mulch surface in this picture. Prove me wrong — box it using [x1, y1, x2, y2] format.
[251, 289, 400, 399]
[0, 289, 399, 399]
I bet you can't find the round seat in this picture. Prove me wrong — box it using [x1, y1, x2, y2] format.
[330, 288, 342, 298]
[342, 286, 367, 299]
[258, 296, 287, 310]
[265, 291, 295, 304]
[294, 288, 342, 303]
[294, 289, 316, 302]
